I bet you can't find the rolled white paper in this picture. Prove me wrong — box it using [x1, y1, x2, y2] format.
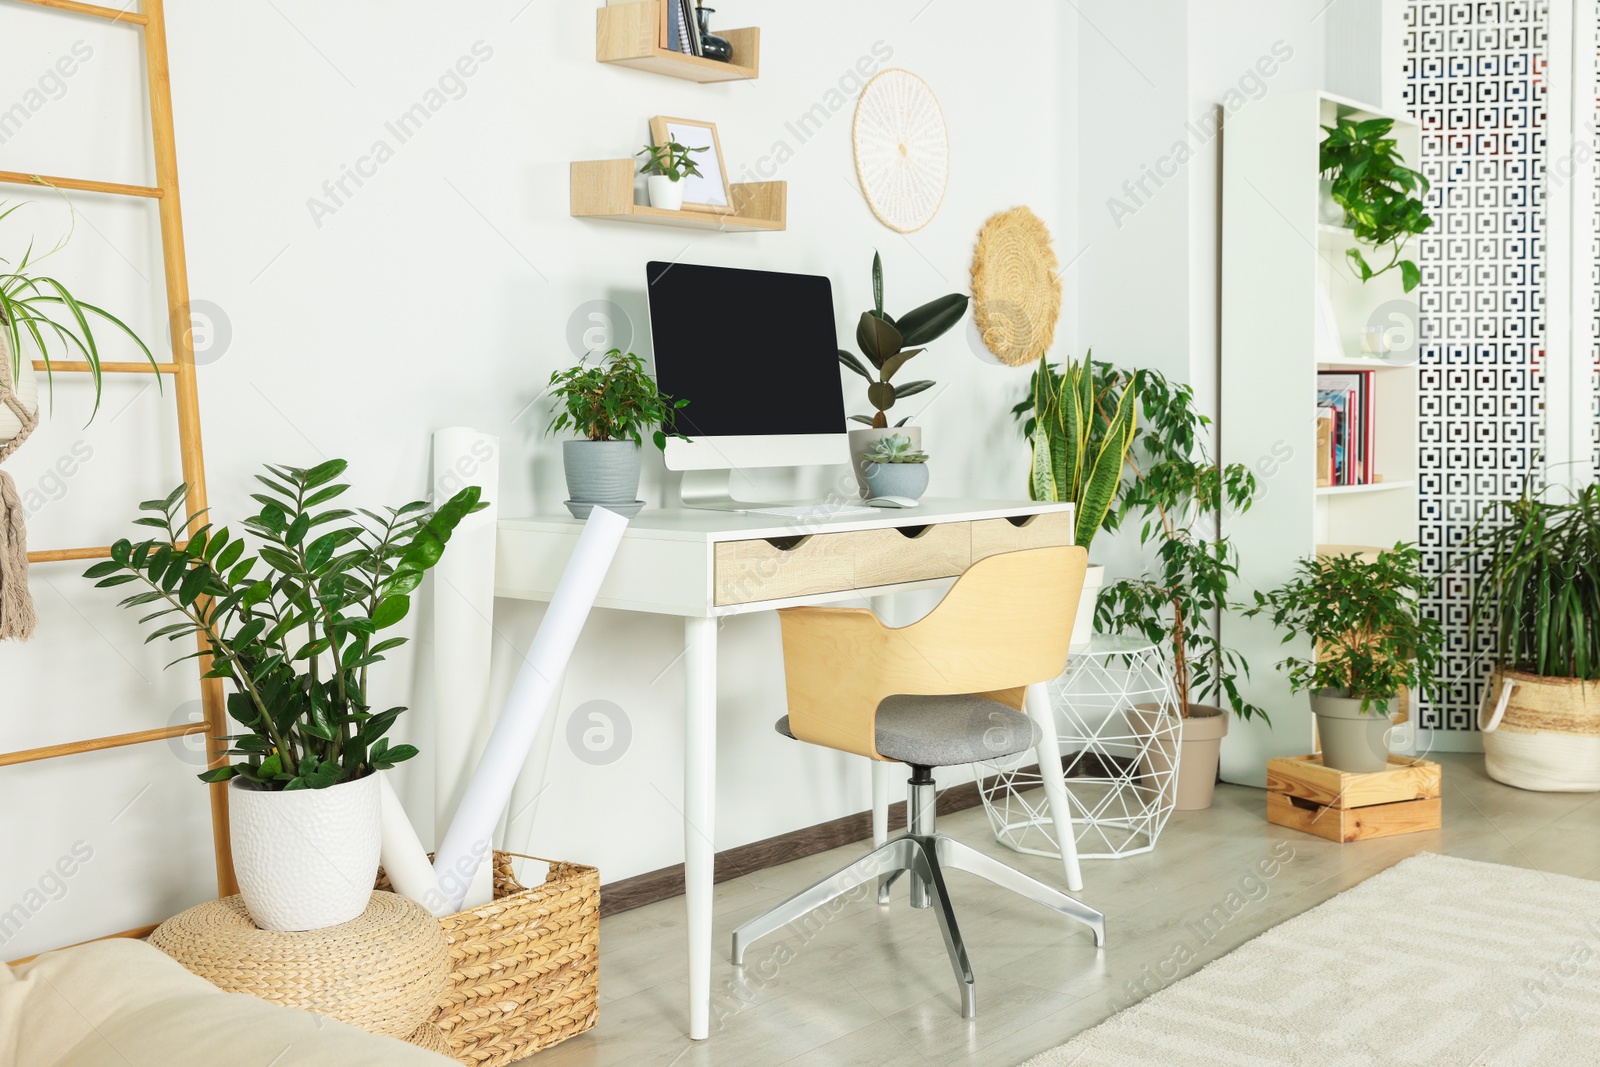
[432, 506, 629, 912]
[430, 427, 500, 896]
[378, 773, 451, 917]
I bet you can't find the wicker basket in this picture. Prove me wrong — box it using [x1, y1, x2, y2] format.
[1481, 668, 1600, 792]
[378, 852, 599, 1065]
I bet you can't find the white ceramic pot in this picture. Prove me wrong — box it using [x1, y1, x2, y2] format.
[1071, 563, 1105, 651]
[229, 774, 381, 931]
[0, 343, 39, 444]
[647, 175, 684, 211]
[847, 426, 921, 498]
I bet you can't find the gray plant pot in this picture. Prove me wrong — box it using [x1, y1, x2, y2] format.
[864, 462, 929, 501]
[847, 426, 922, 498]
[1311, 688, 1399, 772]
[563, 440, 641, 513]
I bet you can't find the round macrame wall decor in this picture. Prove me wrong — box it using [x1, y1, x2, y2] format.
[970, 206, 1062, 367]
[852, 69, 949, 234]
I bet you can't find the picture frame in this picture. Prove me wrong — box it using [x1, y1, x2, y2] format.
[649, 116, 732, 214]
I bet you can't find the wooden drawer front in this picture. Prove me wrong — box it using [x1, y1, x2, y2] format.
[852, 523, 971, 588]
[971, 512, 1074, 560]
[713, 532, 861, 605]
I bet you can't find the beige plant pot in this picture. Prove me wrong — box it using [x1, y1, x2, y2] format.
[1174, 704, 1228, 810]
[1480, 668, 1600, 792]
[1125, 703, 1182, 810]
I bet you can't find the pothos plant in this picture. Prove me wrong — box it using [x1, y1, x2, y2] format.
[1246, 543, 1447, 715]
[84, 460, 485, 790]
[636, 140, 707, 182]
[1320, 117, 1432, 293]
[1095, 369, 1266, 721]
[545, 348, 688, 450]
[837, 252, 969, 428]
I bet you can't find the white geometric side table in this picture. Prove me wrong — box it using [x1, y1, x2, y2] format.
[977, 635, 1182, 859]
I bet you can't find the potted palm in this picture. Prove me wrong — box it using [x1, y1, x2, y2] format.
[636, 139, 707, 211]
[86, 461, 484, 931]
[1462, 484, 1600, 791]
[1096, 368, 1265, 810]
[545, 348, 687, 518]
[1013, 352, 1137, 648]
[862, 433, 929, 501]
[837, 252, 968, 495]
[1247, 544, 1445, 772]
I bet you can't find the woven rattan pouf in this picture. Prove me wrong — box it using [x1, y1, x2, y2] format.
[150, 890, 450, 1040]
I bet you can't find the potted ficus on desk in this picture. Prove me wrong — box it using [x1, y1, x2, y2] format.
[1247, 543, 1445, 772]
[86, 461, 484, 932]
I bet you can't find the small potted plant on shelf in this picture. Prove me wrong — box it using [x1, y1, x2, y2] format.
[1247, 543, 1445, 772]
[85, 461, 484, 931]
[1013, 351, 1138, 648]
[1096, 367, 1265, 810]
[1461, 483, 1600, 791]
[862, 433, 929, 502]
[545, 347, 687, 518]
[837, 252, 968, 496]
[636, 138, 707, 211]
[1319, 116, 1432, 293]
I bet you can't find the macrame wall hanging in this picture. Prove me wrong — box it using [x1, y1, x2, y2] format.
[852, 69, 949, 234]
[0, 322, 40, 641]
[970, 206, 1062, 367]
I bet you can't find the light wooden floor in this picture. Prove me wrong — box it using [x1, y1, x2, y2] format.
[538, 753, 1600, 1067]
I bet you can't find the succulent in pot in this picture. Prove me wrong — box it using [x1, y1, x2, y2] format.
[545, 348, 687, 518]
[837, 252, 969, 496]
[1247, 543, 1446, 772]
[85, 461, 484, 930]
[862, 433, 929, 502]
[636, 138, 707, 211]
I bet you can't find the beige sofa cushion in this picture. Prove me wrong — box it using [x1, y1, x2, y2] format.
[3, 938, 452, 1066]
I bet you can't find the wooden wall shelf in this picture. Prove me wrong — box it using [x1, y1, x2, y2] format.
[570, 160, 785, 232]
[596, 0, 759, 83]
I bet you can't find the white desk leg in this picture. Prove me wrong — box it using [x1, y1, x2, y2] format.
[684, 616, 717, 1041]
[1025, 681, 1084, 893]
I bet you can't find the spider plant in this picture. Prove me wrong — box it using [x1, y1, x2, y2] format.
[0, 198, 159, 418]
[1462, 482, 1600, 680]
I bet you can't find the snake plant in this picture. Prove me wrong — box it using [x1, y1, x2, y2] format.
[1023, 353, 1136, 552]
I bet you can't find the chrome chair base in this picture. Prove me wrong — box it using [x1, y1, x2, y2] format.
[730, 770, 1106, 1019]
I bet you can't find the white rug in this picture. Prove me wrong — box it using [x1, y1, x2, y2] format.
[1023, 853, 1600, 1066]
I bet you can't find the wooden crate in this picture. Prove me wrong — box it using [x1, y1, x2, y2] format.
[1265, 754, 1441, 843]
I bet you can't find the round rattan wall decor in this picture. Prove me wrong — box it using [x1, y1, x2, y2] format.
[970, 206, 1062, 367]
[852, 69, 949, 234]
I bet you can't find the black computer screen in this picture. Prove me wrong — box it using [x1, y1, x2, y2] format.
[646, 261, 847, 438]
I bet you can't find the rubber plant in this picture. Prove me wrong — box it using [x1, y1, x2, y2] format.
[837, 252, 969, 428]
[1246, 543, 1447, 714]
[1095, 369, 1266, 721]
[85, 460, 485, 790]
[1319, 117, 1432, 293]
[1014, 352, 1137, 552]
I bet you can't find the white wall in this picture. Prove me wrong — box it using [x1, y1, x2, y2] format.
[0, 0, 1074, 958]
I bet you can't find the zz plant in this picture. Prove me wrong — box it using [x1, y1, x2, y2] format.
[838, 252, 969, 428]
[1247, 543, 1447, 715]
[545, 348, 688, 450]
[85, 460, 484, 790]
[1320, 117, 1432, 293]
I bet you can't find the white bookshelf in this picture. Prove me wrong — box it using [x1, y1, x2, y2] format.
[1219, 91, 1422, 786]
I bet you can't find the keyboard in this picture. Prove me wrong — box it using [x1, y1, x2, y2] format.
[741, 503, 879, 519]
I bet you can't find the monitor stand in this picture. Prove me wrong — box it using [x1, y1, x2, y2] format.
[679, 469, 763, 512]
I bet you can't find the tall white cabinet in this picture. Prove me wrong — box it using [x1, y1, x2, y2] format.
[1219, 91, 1422, 786]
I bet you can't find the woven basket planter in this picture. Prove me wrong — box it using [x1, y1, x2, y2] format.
[1481, 669, 1600, 792]
[378, 852, 600, 1065]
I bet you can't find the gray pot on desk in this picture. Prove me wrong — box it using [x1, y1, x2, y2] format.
[864, 462, 929, 501]
[563, 439, 642, 517]
[848, 426, 922, 497]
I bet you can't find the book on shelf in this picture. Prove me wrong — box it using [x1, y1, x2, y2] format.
[1316, 408, 1334, 487]
[1315, 370, 1376, 486]
[682, 0, 703, 55]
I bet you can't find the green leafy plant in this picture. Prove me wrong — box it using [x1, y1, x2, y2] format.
[84, 461, 485, 790]
[1246, 543, 1447, 715]
[545, 348, 688, 450]
[1013, 352, 1137, 552]
[1320, 117, 1432, 293]
[636, 140, 707, 182]
[1, 199, 158, 418]
[863, 433, 927, 465]
[1096, 369, 1265, 721]
[837, 252, 969, 428]
[1461, 482, 1600, 680]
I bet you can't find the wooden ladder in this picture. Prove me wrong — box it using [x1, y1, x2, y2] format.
[0, 0, 236, 944]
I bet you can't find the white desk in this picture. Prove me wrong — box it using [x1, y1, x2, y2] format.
[495, 498, 1080, 1039]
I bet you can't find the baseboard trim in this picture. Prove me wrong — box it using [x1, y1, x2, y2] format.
[600, 764, 1042, 917]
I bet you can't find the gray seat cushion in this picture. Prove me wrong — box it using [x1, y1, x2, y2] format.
[775, 694, 1041, 767]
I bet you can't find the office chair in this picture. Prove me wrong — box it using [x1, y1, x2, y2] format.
[730, 546, 1106, 1018]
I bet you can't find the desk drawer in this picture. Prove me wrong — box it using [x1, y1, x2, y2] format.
[713, 532, 863, 605]
[971, 512, 1074, 560]
[852, 522, 971, 587]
